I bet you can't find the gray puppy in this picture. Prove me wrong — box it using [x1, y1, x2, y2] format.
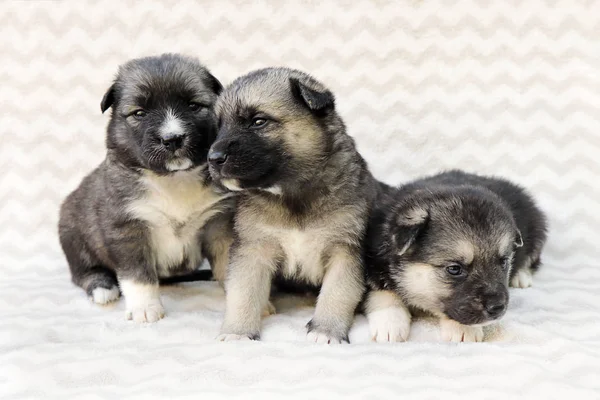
[364, 170, 547, 342]
[59, 54, 234, 322]
[208, 68, 378, 343]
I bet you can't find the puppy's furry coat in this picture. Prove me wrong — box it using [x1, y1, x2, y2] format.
[59, 54, 233, 322]
[208, 68, 378, 343]
[365, 170, 547, 342]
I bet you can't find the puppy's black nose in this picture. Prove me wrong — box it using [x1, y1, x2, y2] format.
[484, 296, 507, 318]
[161, 135, 184, 152]
[208, 150, 228, 166]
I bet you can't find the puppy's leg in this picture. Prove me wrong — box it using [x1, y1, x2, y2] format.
[203, 217, 277, 317]
[365, 290, 411, 343]
[59, 223, 120, 305]
[120, 279, 164, 323]
[201, 212, 234, 286]
[440, 317, 484, 342]
[217, 242, 278, 341]
[108, 222, 164, 323]
[306, 246, 364, 344]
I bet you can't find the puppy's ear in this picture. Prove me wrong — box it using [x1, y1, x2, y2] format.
[207, 73, 223, 95]
[101, 84, 116, 114]
[289, 77, 335, 114]
[392, 206, 429, 256]
[514, 229, 524, 248]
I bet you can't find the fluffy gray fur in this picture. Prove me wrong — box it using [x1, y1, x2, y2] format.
[208, 68, 378, 343]
[58, 54, 234, 322]
[364, 170, 547, 342]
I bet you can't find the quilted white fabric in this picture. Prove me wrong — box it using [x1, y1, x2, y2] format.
[1, 1, 599, 398]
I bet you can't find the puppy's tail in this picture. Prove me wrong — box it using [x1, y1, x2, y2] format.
[159, 269, 214, 285]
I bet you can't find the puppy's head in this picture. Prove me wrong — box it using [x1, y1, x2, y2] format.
[101, 54, 222, 174]
[386, 187, 523, 325]
[207, 67, 343, 192]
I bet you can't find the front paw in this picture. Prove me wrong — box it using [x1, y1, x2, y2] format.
[368, 306, 411, 343]
[216, 326, 260, 342]
[216, 333, 256, 342]
[90, 286, 120, 305]
[510, 269, 533, 288]
[306, 320, 348, 344]
[125, 301, 165, 323]
[440, 318, 484, 342]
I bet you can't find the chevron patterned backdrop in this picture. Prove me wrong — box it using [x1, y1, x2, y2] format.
[1, 1, 599, 399]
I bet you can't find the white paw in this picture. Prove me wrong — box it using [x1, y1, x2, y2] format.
[90, 286, 120, 305]
[510, 269, 533, 288]
[306, 331, 347, 345]
[440, 318, 484, 342]
[216, 333, 253, 342]
[125, 301, 165, 323]
[368, 306, 411, 343]
[261, 301, 276, 318]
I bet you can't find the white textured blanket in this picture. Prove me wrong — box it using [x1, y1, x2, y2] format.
[1, 1, 599, 398]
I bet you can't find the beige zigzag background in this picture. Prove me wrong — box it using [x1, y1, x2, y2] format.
[1, 0, 599, 398]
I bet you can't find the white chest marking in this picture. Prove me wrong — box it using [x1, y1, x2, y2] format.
[126, 167, 228, 276]
[276, 228, 327, 284]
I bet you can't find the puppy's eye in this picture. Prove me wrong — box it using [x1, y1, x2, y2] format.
[499, 256, 510, 270]
[188, 102, 203, 111]
[251, 118, 268, 128]
[446, 264, 463, 276]
[132, 110, 147, 119]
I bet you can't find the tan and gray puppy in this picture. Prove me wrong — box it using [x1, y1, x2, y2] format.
[208, 68, 378, 343]
[59, 54, 234, 322]
[365, 170, 547, 342]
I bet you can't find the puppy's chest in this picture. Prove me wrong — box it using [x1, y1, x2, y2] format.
[266, 226, 331, 284]
[126, 169, 227, 273]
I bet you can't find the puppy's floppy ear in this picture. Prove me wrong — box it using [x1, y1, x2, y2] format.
[207, 73, 223, 95]
[289, 77, 335, 114]
[392, 206, 429, 256]
[100, 83, 116, 114]
[514, 229, 524, 248]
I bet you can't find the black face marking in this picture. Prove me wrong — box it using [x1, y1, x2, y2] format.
[207, 68, 340, 196]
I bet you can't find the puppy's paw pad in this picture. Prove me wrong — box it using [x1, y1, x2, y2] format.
[216, 333, 253, 342]
[90, 286, 120, 305]
[440, 319, 484, 342]
[510, 269, 533, 288]
[261, 301, 276, 318]
[368, 306, 411, 343]
[125, 302, 165, 323]
[306, 329, 348, 345]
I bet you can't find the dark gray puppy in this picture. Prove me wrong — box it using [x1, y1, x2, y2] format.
[364, 170, 547, 342]
[59, 54, 234, 322]
[208, 68, 378, 343]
